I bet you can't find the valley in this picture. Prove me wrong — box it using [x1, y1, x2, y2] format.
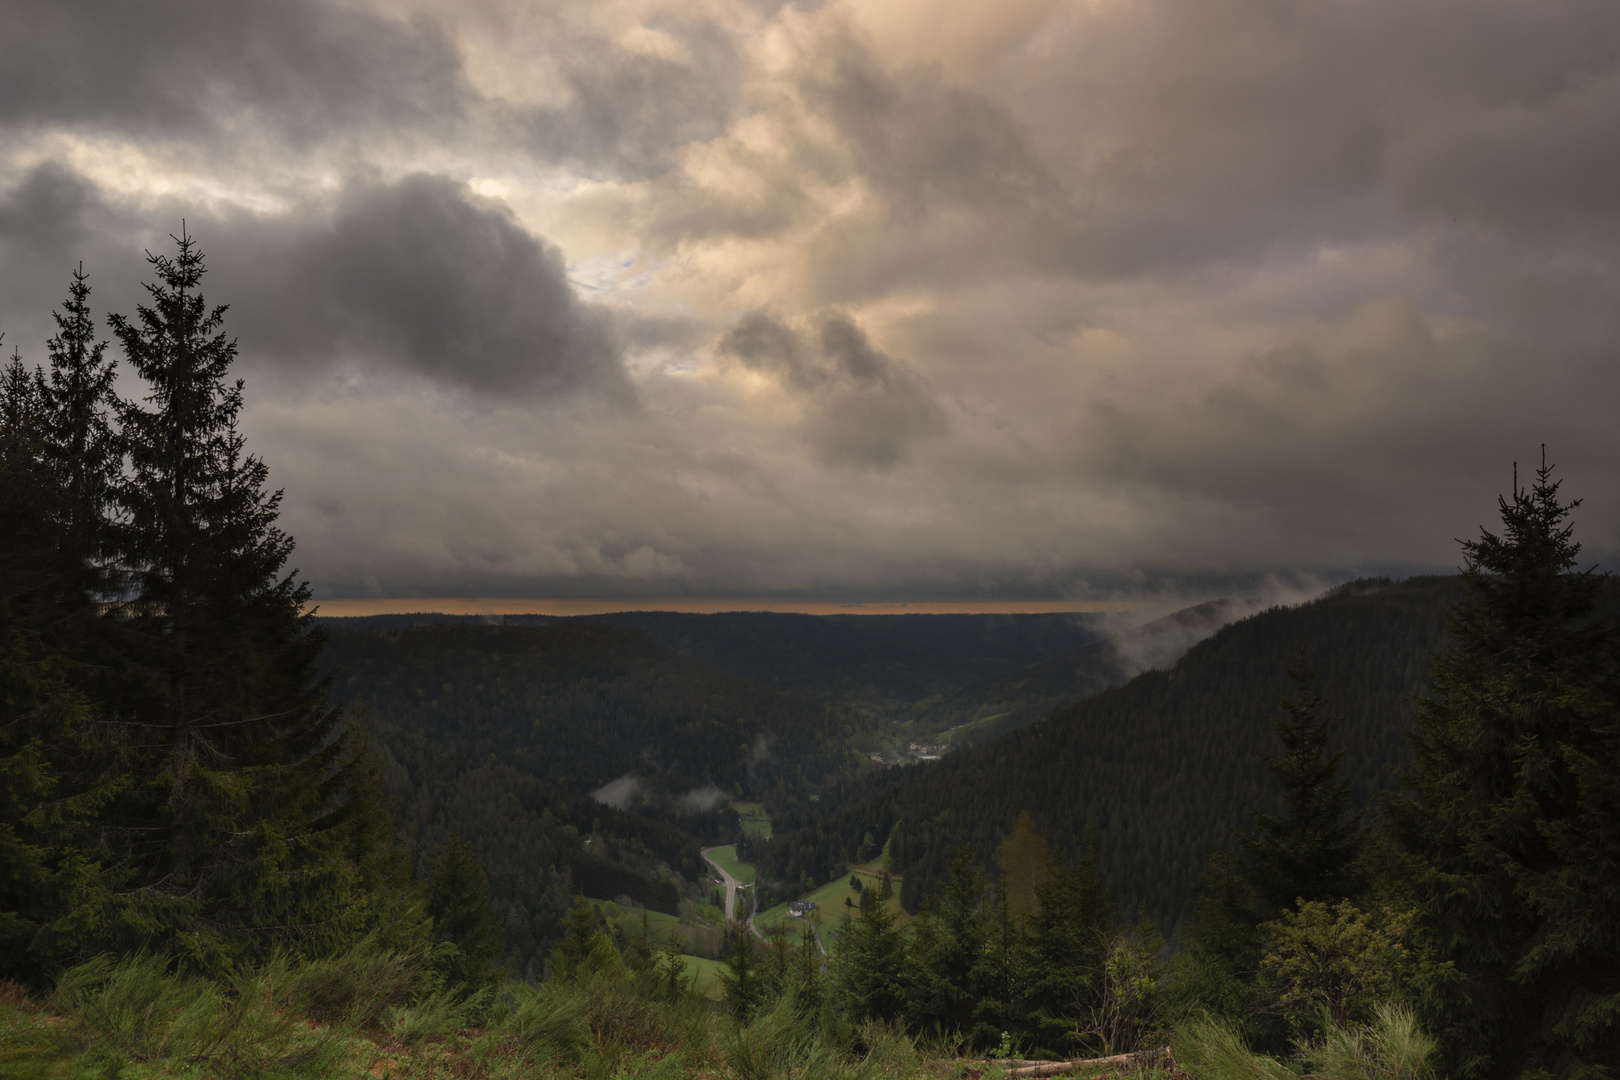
[312, 575, 1486, 969]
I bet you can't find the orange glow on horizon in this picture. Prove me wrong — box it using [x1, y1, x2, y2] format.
[309, 597, 1132, 617]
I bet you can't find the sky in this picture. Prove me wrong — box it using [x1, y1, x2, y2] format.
[2, 0, 1617, 605]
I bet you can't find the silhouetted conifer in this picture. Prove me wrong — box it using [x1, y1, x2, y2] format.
[905, 842, 987, 1034]
[1024, 841, 1115, 1054]
[94, 230, 410, 970]
[1384, 456, 1620, 1079]
[0, 336, 129, 985]
[833, 874, 906, 1021]
[1237, 659, 1364, 915]
[39, 267, 119, 583]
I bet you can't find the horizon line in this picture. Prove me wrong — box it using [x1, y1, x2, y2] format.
[308, 597, 1135, 618]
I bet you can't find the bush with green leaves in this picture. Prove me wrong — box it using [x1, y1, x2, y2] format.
[1258, 901, 1416, 1037]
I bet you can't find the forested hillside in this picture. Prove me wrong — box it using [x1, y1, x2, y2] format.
[377, 725, 708, 980]
[900, 599, 1252, 746]
[323, 609, 1115, 723]
[575, 610, 1111, 720]
[322, 622, 872, 811]
[753, 577, 1469, 935]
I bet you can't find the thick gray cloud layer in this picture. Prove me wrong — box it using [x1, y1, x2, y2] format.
[0, 0, 472, 146]
[223, 174, 630, 399]
[2, 0, 1618, 601]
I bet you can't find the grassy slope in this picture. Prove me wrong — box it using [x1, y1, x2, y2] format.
[706, 845, 756, 883]
[593, 901, 725, 961]
[732, 801, 773, 838]
[678, 956, 730, 1000]
[754, 850, 908, 952]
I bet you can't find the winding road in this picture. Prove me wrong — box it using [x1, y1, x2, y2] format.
[702, 846, 766, 942]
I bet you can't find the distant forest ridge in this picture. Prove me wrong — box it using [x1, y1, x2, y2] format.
[319, 574, 1620, 956]
[752, 575, 1537, 937]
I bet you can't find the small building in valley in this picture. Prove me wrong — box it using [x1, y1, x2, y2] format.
[787, 900, 817, 917]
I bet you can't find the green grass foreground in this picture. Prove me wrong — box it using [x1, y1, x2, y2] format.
[0, 949, 1441, 1080]
[0, 948, 964, 1080]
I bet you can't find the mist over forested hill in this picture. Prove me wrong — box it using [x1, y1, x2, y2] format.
[900, 598, 1261, 747]
[751, 577, 1475, 936]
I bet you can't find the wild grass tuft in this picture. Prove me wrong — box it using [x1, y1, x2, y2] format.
[1311, 1004, 1436, 1080]
[1170, 1016, 1299, 1080]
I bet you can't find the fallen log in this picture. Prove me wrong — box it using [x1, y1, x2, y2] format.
[958, 1063, 1040, 1077]
[1004, 1047, 1174, 1078]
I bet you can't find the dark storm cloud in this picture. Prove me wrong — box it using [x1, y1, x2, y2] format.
[720, 310, 945, 467]
[0, 0, 473, 147]
[0, 165, 629, 403]
[0, 163, 101, 258]
[0, 0, 745, 183]
[222, 173, 630, 400]
[0, 163, 152, 358]
[5, 0, 1620, 601]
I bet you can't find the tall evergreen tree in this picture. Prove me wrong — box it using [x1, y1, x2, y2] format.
[970, 888, 1026, 1048]
[1024, 845, 1115, 1055]
[1384, 457, 1620, 1080]
[720, 923, 766, 1022]
[833, 877, 907, 1021]
[1237, 660, 1364, 915]
[549, 895, 617, 981]
[101, 230, 406, 970]
[0, 339, 130, 985]
[426, 830, 504, 991]
[907, 842, 989, 1034]
[1171, 661, 1362, 1051]
[39, 266, 119, 581]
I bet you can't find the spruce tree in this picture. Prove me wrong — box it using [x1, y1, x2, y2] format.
[1171, 661, 1362, 1051]
[39, 266, 119, 582]
[906, 842, 988, 1034]
[0, 341, 128, 984]
[1237, 660, 1364, 915]
[426, 830, 504, 991]
[103, 230, 405, 970]
[1384, 457, 1620, 1079]
[833, 876, 907, 1021]
[0, 345, 43, 449]
[720, 923, 765, 1021]
[787, 922, 823, 1013]
[1025, 845, 1116, 1055]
